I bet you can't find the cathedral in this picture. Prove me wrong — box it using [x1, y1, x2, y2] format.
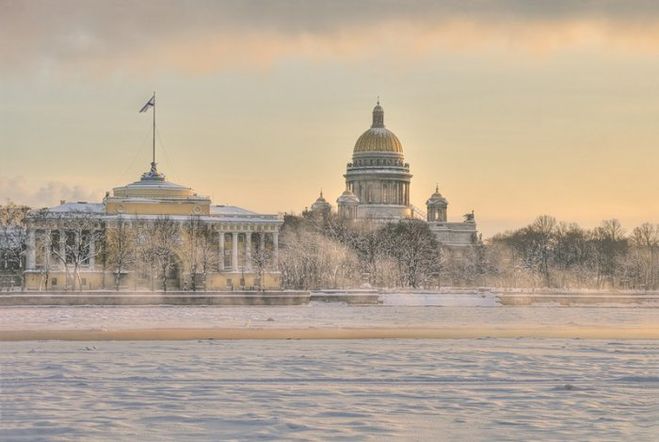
[311, 101, 478, 247]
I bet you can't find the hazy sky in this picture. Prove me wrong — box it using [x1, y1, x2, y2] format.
[1, 0, 658, 236]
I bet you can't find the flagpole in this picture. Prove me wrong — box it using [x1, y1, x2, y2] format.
[152, 91, 156, 167]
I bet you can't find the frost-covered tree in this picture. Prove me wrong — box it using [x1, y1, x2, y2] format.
[629, 223, 659, 290]
[251, 233, 271, 290]
[46, 212, 105, 291]
[105, 215, 137, 290]
[135, 217, 179, 291]
[0, 202, 29, 290]
[279, 216, 359, 290]
[280, 211, 658, 291]
[179, 216, 218, 291]
[592, 219, 628, 288]
[377, 220, 440, 288]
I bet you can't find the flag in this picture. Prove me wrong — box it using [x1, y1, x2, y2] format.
[139, 95, 155, 113]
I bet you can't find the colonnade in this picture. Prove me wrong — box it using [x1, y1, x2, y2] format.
[350, 180, 410, 205]
[218, 231, 279, 272]
[25, 227, 280, 274]
[25, 228, 97, 271]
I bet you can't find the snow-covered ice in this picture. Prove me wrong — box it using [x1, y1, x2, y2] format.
[1, 338, 657, 440]
[1, 300, 657, 440]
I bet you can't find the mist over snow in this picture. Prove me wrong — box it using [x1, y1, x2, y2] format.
[0, 176, 102, 208]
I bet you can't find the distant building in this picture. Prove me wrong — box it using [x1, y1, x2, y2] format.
[312, 101, 478, 247]
[309, 190, 332, 221]
[425, 186, 478, 247]
[24, 162, 283, 291]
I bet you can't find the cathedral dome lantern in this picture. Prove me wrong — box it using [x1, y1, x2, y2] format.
[353, 101, 403, 154]
[426, 185, 448, 222]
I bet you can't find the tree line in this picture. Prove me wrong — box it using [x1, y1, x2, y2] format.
[279, 213, 658, 290]
[1, 202, 657, 291]
[489, 216, 658, 290]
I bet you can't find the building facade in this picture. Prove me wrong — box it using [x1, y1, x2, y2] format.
[24, 163, 282, 291]
[311, 101, 478, 247]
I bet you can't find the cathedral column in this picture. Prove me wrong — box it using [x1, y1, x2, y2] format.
[218, 232, 225, 271]
[245, 232, 252, 271]
[231, 232, 239, 272]
[259, 232, 265, 253]
[26, 229, 36, 270]
[405, 183, 410, 206]
[272, 232, 279, 270]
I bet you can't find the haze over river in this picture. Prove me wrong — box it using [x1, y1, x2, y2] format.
[1, 296, 658, 440]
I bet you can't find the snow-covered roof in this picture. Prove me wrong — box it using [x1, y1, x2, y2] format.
[48, 202, 105, 214]
[210, 205, 257, 216]
[28, 202, 281, 226]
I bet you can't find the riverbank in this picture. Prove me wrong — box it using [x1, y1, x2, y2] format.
[0, 290, 384, 306]
[1, 288, 658, 307]
[0, 291, 309, 306]
[2, 324, 659, 341]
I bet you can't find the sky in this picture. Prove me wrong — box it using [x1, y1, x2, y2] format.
[1, 0, 658, 237]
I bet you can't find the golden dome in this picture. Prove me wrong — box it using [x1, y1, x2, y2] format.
[354, 127, 403, 153]
[353, 101, 403, 154]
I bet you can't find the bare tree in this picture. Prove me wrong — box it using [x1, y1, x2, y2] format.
[147, 217, 179, 292]
[251, 233, 271, 290]
[0, 203, 29, 290]
[279, 223, 359, 290]
[530, 215, 557, 287]
[377, 220, 440, 288]
[47, 212, 105, 291]
[592, 219, 628, 288]
[630, 223, 659, 290]
[180, 216, 217, 291]
[105, 215, 137, 290]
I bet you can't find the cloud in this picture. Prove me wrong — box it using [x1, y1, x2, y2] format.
[3, 1, 659, 77]
[0, 176, 102, 208]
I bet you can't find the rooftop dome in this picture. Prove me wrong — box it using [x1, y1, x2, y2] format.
[426, 185, 448, 207]
[310, 190, 332, 213]
[112, 162, 197, 199]
[337, 187, 359, 205]
[354, 101, 403, 154]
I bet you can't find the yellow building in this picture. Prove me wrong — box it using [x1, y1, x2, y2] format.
[24, 162, 283, 291]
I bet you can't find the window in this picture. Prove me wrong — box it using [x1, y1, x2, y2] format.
[51, 278, 58, 286]
[65, 231, 75, 264]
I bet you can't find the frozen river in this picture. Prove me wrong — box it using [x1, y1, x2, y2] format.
[1, 293, 658, 333]
[1, 298, 658, 440]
